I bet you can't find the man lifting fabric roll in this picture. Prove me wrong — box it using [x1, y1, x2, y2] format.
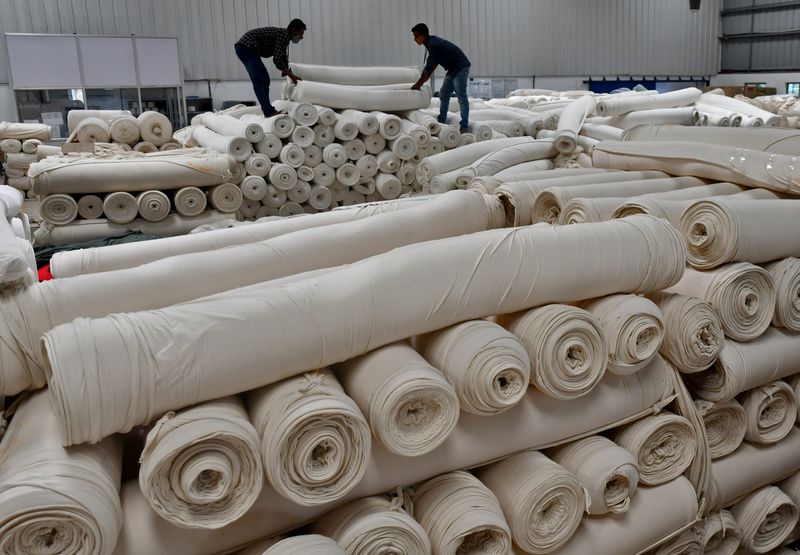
[235, 19, 306, 117]
[410, 23, 472, 133]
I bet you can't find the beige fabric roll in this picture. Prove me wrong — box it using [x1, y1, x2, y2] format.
[621, 123, 800, 155]
[596, 88, 701, 117]
[580, 294, 664, 376]
[436, 125, 461, 149]
[334, 119, 359, 142]
[0, 138, 21, 153]
[303, 144, 323, 166]
[700, 510, 741, 555]
[764, 257, 800, 332]
[195, 113, 264, 143]
[613, 412, 696, 485]
[415, 320, 530, 416]
[160, 141, 182, 151]
[262, 185, 288, 209]
[556, 95, 597, 154]
[269, 163, 298, 191]
[371, 112, 403, 140]
[548, 435, 640, 515]
[134, 141, 158, 153]
[693, 399, 746, 459]
[401, 119, 431, 146]
[273, 100, 319, 127]
[340, 110, 380, 135]
[311, 495, 431, 555]
[648, 292, 724, 374]
[174, 187, 207, 217]
[731, 486, 798, 553]
[109, 114, 141, 145]
[665, 263, 775, 342]
[740, 380, 796, 444]
[264, 535, 346, 555]
[313, 125, 334, 148]
[287, 181, 312, 204]
[0, 121, 51, 141]
[208, 183, 243, 213]
[245, 153, 271, 177]
[417, 137, 533, 184]
[256, 133, 283, 158]
[138, 111, 173, 146]
[279, 143, 305, 168]
[70, 116, 111, 143]
[500, 304, 607, 399]
[779, 470, 800, 542]
[478, 450, 584, 553]
[139, 396, 262, 529]
[240, 199, 261, 219]
[137, 190, 171, 222]
[0, 391, 122, 555]
[193, 126, 253, 161]
[309, 185, 333, 210]
[336, 163, 360, 187]
[343, 138, 366, 161]
[40, 193, 79, 225]
[376, 173, 401, 200]
[103, 191, 138, 223]
[363, 133, 387, 154]
[559, 196, 628, 224]
[335, 341, 459, 457]
[241, 113, 295, 140]
[312, 163, 335, 187]
[556, 477, 699, 555]
[241, 175, 268, 202]
[77, 194, 104, 220]
[388, 134, 418, 161]
[232, 536, 285, 555]
[279, 202, 303, 217]
[412, 470, 510, 555]
[230, 161, 247, 184]
[246, 369, 371, 506]
[323, 144, 347, 169]
[354, 177, 375, 195]
[686, 327, 800, 402]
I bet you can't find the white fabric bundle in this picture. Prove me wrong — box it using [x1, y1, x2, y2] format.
[108, 114, 141, 144]
[134, 141, 158, 153]
[339, 109, 380, 135]
[590, 107, 699, 128]
[77, 194, 104, 219]
[740, 380, 796, 444]
[323, 143, 347, 168]
[240, 113, 295, 139]
[687, 327, 800, 402]
[43, 215, 684, 444]
[482, 120, 526, 137]
[241, 175, 268, 201]
[311, 495, 431, 554]
[67, 109, 130, 132]
[308, 185, 332, 210]
[404, 110, 441, 134]
[731, 486, 798, 553]
[580, 294, 664, 376]
[0, 121, 51, 141]
[138, 396, 262, 529]
[273, 100, 319, 126]
[613, 412, 696, 485]
[555, 95, 597, 154]
[288, 125, 314, 148]
[292, 81, 431, 111]
[290, 63, 420, 85]
[371, 112, 402, 140]
[621, 123, 800, 154]
[700, 92, 783, 127]
[693, 399, 746, 459]
[478, 450, 583, 553]
[401, 119, 430, 146]
[191, 126, 252, 161]
[700, 510, 741, 555]
[335, 341, 459, 457]
[665, 263, 775, 342]
[194, 113, 264, 143]
[611, 182, 751, 222]
[412, 470, 510, 555]
[499, 304, 607, 399]
[363, 133, 386, 155]
[70, 116, 111, 143]
[335, 163, 360, 187]
[208, 183, 243, 213]
[556, 477, 699, 555]
[415, 320, 530, 416]
[354, 177, 375, 195]
[269, 163, 298, 191]
[376, 173, 401, 200]
[229, 161, 246, 184]
[278, 143, 304, 168]
[246, 369, 371, 506]
[650, 529, 703, 555]
[312, 163, 335, 187]
[263, 185, 288, 208]
[417, 137, 532, 183]
[460, 140, 557, 188]
[240, 199, 260, 219]
[0, 138, 21, 153]
[103, 191, 138, 223]
[549, 435, 639, 515]
[287, 181, 312, 204]
[436, 125, 461, 149]
[580, 122, 624, 141]
[313, 124, 335, 147]
[0, 391, 122, 555]
[388, 134, 417, 161]
[595, 87, 702, 117]
[343, 138, 366, 161]
[138, 111, 173, 146]
[303, 144, 323, 166]
[40, 193, 79, 225]
[264, 535, 346, 555]
[174, 187, 207, 217]
[764, 258, 800, 332]
[137, 190, 171, 222]
[333, 118, 359, 142]
[279, 202, 303, 217]
[245, 153, 271, 177]
[559, 196, 627, 224]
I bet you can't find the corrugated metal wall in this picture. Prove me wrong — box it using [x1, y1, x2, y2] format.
[0, 0, 722, 84]
[722, 0, 800, 71]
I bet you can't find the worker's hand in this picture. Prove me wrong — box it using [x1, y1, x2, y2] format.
[410, 83, 421, 91]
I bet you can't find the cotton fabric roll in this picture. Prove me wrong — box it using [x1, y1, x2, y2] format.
[246, 369, 371, 506]
[340, 110, 381, 135]
[241, 175, 268, 201]
[693, 399, 746, 459]
[397, 163, 416, 187]
[312, 164, 335, 187]
[287, 181, 312, 204]
[426, 137, 444, 155]
[174, 187, 207, 217]
[559, 197, 627, 224]
[138, 111, 173, 146]
[278, 143, 304, 168]
[299, 146, 321, 168]
[0, 138, 21, 153]
[335, 163, 360, 187]
[555, 95, 597, 154]
[731, 486, 798, 553]
[595, 87, 702, 117]
[363, 133, 386, 154]
[71, 116, 111, 143]
[312, 495, 431, 555]
[700, 510, 741, 555]
[269, 164, 298, 191]
[208, 183, 243, 213]
[262, 185, 288, 209]
[134, 141, 158, 153]
[239, 199, 260, 219]
[195, 113, 264, 143]
[109, 114, 141, 145]
[650, 529, 703, 555]
[0, 391, 122, 555]
[341, 190, 366, 206]
[343, 138, 366, 161]
[478, 450, 584, 553]
[278, 202, 303, 217]
[256, 133, 283, 158]
[139, 396, 262, 529]
[415, 320, 530, 416]
[40, 193, 79, 225]
[376, 173, 401, 200]
[77, 194, 104, 219]
[309, 185, 333, 210]
[264, 535, 346, 555]
[191, 127, 253, 161]
[763, 258, 800, 332]
[354, 178, 375, 195]
[137, 190, 171, 222]
[160, 141, 182, 151]
[665, 263, 775, 342]
[388, 135, 418, 161]
[241, 113, 294, 139]
[230, 162, 246, 185]
[401, 119, 430, 146]
[313, 125, 335, 147]
[103, 191, 138, 223]
[740, 380, 796, 444]
[412, 471, 510, 555]
[436, 125, 461, 149]
[613, 412, 696, 485]
[245, 153, 271, 177]
[500, 304, 607, 400]
[273, 100, 318, 127]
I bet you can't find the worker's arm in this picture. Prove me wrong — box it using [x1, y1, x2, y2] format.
[281, 68, 303, 83]
[274, 45, 302, 84]
[411, 66, 435, 90]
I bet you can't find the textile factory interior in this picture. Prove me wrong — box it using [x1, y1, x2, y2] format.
[0, 0, 800, 553]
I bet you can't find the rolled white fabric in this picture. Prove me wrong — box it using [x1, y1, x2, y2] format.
[483, 120, 526, 137]
[731, 486, 798, 553]
[478, 450, 584, 553]
[596, 88, 702, 117]
[589, 107, 700, 128]
[700, 510, 741, 555]
[401, 119, 431, 146]
[241, 175, 268, 201]
[77, 194, 104, 219]
[665, 263, 775, 342]
[0, 391, 122, 555]
[0, 121, 51, 141]
[555, 95, 597, 154]
[341, 190, 366, 206]
[427, 136, 444, 155]
[333, 119, 359, 142]
[246, 369, 371, 506]
[103, 191, 138, 224]
[581, 294, 664, 376]
[650, 529, 703, 555]
[273, 100, 319, 127]
[343, 138, 366, 161]
[416, 320, 530, 416]
[764, 258, 800, 332]
[313, 125, 335, 147]
[459, 133, 476, 146]
[262, 185, 288, 208]
[191, 127, 253, 161]
[436, 125, 461, 149]
[335, 163, 360, 187]
[354, 177, 376, 195]
[137, 190, 171, 222]
[740, 380, 796, 444]
[312, 105, 336, 126]
[611, 182, 751, 223]
[340, 110, 381, 135]
[312, 163, 335, 187]
[500, 304, 607, 400]
[109, 114, 141, 145]
[256, 134, 284, 158]
[580, 122, 624, 141]
[230, 162, 247, 185]
[293, 81, 430, 111]
[459, 141, 558, 189]
[174, 187, 207, 217]
[240, 113, 294, 140]
[278, 202, 303, 217]
[241, 199, 261, 219]
[335, 341, 459, 457]
[620, 123, 800, 154]
[405, 110, 441, 134]
[372, 112, 403, 140]
[291, 63, 420, 85]
[134, 141, 158, 153]
[700, 92, 782, 127]
[376, 151, 400, 173]
[363, 133, 387, 154]
[397, 162, 416, 186]
[138, 111, 173, 146]
[264, 535, 345, 555]
[412, 470, 511, 555]
[278, 143, 304, 168]
[139, 396, 262, 529]
[303, 145, 323, 166]
[40, 193, 79, 225]
[693, 399, 746, 459]
[194, 113, 264, 143]
[376, 173, 401, 200]
[0, 138, 21, 153]
[323, 143, 347, 169]
[287, 181, 312, 204]
[257, 205, 279, 218]
[309, 185, 333, 210]
[208, 183, 243, 213]
[290, 125, 314, 148]
[160, 141, 182, 151]
[71, 116, 111, 143]
[388, 134, 418, 161]
[549, 435, 639, 515]
[245, 153, 271, 177]
[559, 196, 627, 224]
[269, 163, 298, 191]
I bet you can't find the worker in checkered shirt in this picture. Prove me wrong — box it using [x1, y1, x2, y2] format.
[235, 19, 306, 118]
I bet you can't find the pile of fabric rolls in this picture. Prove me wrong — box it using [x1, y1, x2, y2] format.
[65, 109, 179, 152]
[0, 184, 36, 291]
[0, 121, 57, 193]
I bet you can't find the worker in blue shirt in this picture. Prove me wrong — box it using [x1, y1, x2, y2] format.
[410, 23, 472, 133]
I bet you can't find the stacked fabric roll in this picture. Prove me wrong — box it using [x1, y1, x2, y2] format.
[65, 109, 175, 152]
[0, 122, 55, 193]
[0, 184, 36, 291]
